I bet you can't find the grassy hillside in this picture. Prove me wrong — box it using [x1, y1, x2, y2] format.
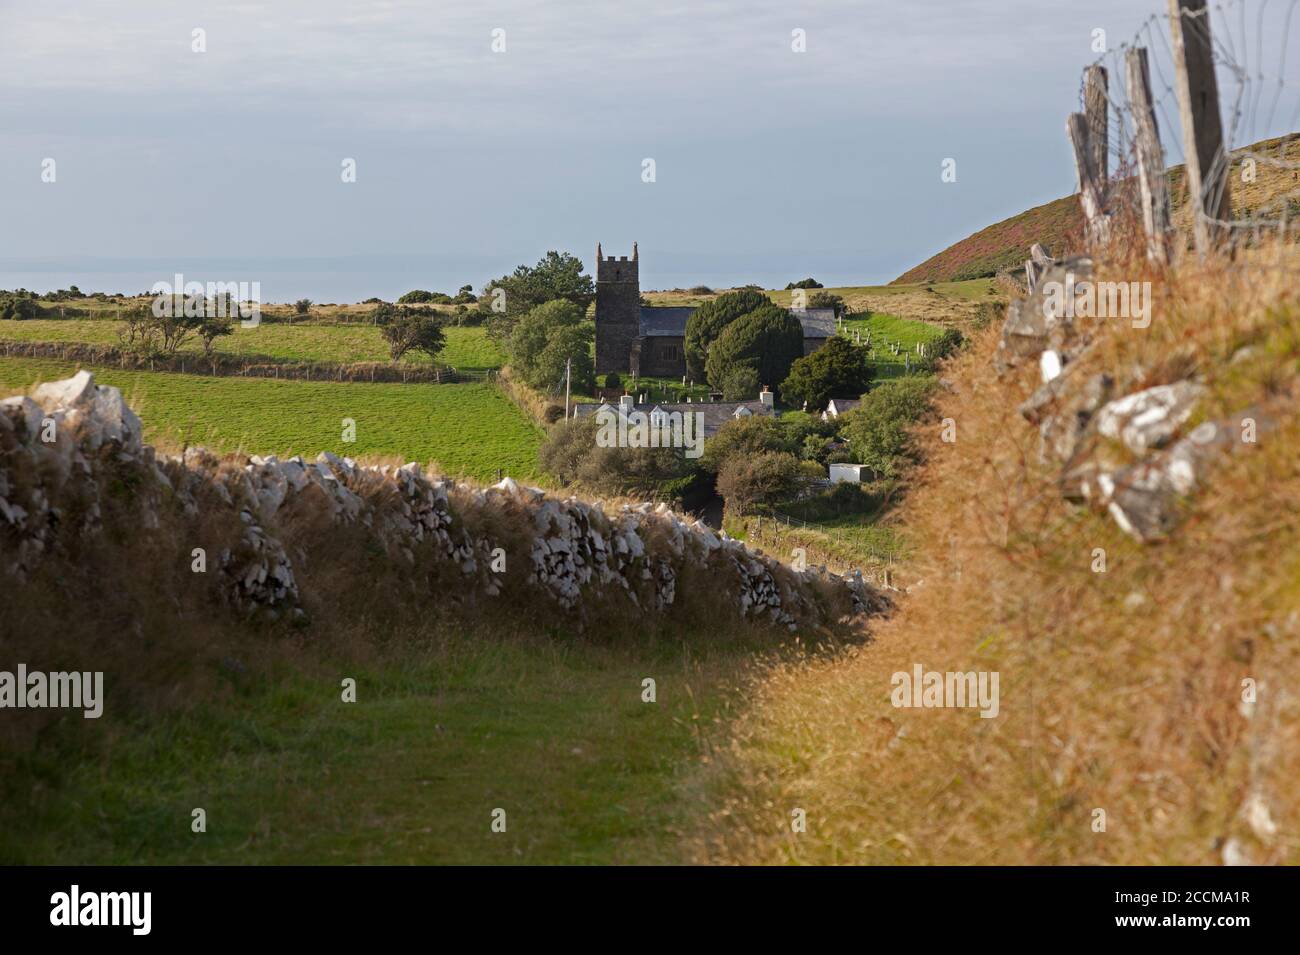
[645, 278, 1004, 332]
[684, 244, 1300, 865]
[0, 357, 542, 482]
[893, 133, 1300, 285]
[894, 195, 1082, 285]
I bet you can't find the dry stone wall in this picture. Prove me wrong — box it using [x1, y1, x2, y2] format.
[1, 371, 888, 634]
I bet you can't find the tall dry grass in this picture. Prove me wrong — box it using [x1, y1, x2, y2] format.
[686, 240, 1300, 865]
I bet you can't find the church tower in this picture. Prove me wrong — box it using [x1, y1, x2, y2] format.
[594, 242, 640, 375]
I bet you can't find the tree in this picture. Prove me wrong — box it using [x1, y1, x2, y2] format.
[785, 278, 823, 290]
[716, 451, 802, 514]
[508, 299, 593, 390]
[381, 313, 446, 362]
[704, 303, 803, 398]
[535, 323, 595, 394]
[198, 316, 233, 357]
[682, 288, 770, 381]
[780, 336, 873, 411]
[479, 250, 594, 322]
[294, 299, 313, 315]
[604, 372, 622, 391]
[806, 290, 847, 317]
[839, 376, 937, 478]
[154, 311, 202, 355]
[398, 290, 435, 304]
[117, 306, 158, 353]
[0, 295, 39, 320]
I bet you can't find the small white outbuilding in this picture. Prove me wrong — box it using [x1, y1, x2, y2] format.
[828, 463, 869, 484]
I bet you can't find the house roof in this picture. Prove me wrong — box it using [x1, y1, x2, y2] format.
[636, 305, 839, 339]
[572, 399, 774, 438]
[825, 397, 862, 417]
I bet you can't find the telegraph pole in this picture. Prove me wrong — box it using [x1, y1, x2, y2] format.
[564, 357, 572, 420]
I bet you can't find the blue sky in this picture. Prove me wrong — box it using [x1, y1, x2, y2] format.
[1, 0, 1296, 299]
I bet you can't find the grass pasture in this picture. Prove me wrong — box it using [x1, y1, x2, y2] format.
[0, 320, 505, 372]
[0, 357, 542, 482]
[839, 312, 953, 379]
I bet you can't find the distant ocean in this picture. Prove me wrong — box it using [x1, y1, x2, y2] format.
[0, 254, 890, 304]
[0, 270, 473, 306]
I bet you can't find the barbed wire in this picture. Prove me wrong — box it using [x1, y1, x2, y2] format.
[1077, 0, 1300, 246]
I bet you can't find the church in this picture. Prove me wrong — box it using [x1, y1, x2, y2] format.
[593, 243, 838, 380]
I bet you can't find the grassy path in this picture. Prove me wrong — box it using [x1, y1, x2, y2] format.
[1, 635, 751, 865]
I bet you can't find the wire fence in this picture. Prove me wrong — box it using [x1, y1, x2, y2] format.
[1084, 0, 1300, 249]
[753, 508, 899, 564]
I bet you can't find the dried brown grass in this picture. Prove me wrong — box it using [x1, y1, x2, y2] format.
[685, 239, 1300, 865]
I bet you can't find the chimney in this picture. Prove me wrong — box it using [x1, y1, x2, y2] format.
[759, 386, 774, 412]
[619, 393, 634, 414]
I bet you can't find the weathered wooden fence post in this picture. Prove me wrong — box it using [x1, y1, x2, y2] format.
[1168, 0, 1232, 255]
[1085, 65, 1109, 185]
[1126, 47, 1173, 263]
[1024, 243, 1054, 292]
[1067, 112, 1110, 246]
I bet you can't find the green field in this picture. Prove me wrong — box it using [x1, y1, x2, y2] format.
[1, 631, 751, 864]
[839, 312, 951, 378]
[0, 320, 505, 372]
[0, 357, 542, 482]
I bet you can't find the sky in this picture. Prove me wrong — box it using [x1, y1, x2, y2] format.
[1, 0, 1297, 301]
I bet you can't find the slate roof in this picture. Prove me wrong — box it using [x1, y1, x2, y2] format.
[571, 399, 774, 438]
[636, 305, 839, 339]
[638, 307, 695, 337]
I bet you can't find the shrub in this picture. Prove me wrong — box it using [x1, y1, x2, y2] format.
[688, 285, 714, 295]
[603, 372, 622, 391]
[717, 451, 801, 514]
[701, 415, 795, 474]
[398, 290, 435, 304]
[785, 278, 823, 290]
[720, 365, 759, 401]
[539, 416, 698, 498]
[294, 299, 312, 315]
